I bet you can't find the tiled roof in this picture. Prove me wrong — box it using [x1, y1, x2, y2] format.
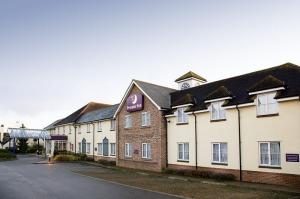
[170, 63, 300, 112]
[204, 86, 233, 101]
[55, 102, 110, 126]
[134, 80, 176, 109]
[44, 119, 62, 130]
[172, 93, 195, 107]
[77, 104, 119, 123]
[248, 75, 285, 93]
[175, 71, 207, 82]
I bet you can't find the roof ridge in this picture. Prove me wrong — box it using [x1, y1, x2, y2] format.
[133, 79, 176, 91]
[172, 62, 299, 93]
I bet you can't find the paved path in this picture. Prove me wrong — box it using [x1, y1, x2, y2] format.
[0, 155, 178, 199]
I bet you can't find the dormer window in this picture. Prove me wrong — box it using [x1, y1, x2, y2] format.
[211, 101, 226, 121]
[257, 92, 278, 116]
[177, 107, 188, 124]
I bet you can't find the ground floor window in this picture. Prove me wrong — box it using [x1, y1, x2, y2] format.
[259, 141, 280, 167]
[212, 142, 228, 164]
[178, 143, 189, 161]
[55, 141, 67, 151]
[142, 143, 151, 159]
[78, 142, 81, 153]
[110, 143, 116, 156]
[98, 143, 103, 155]
[125, 143, 132, 157]
[86, 143, 91, 154]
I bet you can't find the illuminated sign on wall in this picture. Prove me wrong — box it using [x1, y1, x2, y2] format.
[126, 94, 144, 112]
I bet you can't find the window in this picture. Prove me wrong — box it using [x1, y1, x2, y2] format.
[257, 93, 278, 116]
[259, 142, 280, 167]
[142, 112, 151, 127]
[78, 142, 82, 153]
[69, 126, 71, 134]
[110, 120, 116, 131]
[211, 101, 226, 121]
[177, 107, 188, 124]
[86, 143, 91, 154]
[97, 121, 102, 132]
[87, 123, 91, 133]
[212, 143, 228, 164]
[142, 143, 151, 159]
[125, 115, 132, 128]
[110, 143, 116, 156]
[78, 125, 81, 134]
[178, 143, 189, 161]
[98, 143, 103, 155]
[63, 126, 65, 134]
[125, 143, 132, 157]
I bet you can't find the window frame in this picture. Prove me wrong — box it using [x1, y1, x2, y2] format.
[125, 143, 132, 157]
[210, 101, 226, 121]
[110, 120, 116, 131]
[259, 141, 281, 167]
[97, 121, 102, 132]
[177, 107, 189, 124]
[124, 115, 132, 129]
[141, 143, 151, 159]
[98, 143, 103, 155]
[86, 143, 91, 154]
[256, 92, 278, 116]
[211, 142, 228, 164]
[141, 112, 151, 127]
[110, 143, 116, 156]
[177, 142, 189, 162]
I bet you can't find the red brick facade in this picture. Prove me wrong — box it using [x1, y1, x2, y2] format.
[116, 85, 167, 172]
[168, 164, 300, 187]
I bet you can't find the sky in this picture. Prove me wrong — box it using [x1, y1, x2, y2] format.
[0, 0, 300, 129]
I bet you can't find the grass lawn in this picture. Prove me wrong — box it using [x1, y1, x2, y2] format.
[74, 165, 300, 199]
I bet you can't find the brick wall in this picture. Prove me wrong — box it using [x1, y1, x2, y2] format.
[116, 85, 167, 172]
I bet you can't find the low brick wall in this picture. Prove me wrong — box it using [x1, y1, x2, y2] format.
[167, 164, 300, 187]
[118, 159, 161, 172]
[87, 155, 116, 162]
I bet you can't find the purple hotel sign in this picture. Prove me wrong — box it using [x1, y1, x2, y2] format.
[286, 154, 299, 162]
[126, 94, 144, 112]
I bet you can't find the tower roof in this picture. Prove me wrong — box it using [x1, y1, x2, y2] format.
[175, 71, 207, 82]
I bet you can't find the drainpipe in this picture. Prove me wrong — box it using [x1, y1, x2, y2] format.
[192, 112, 198, 170]
[236, 105, 242, 181]
[166, 115, 169, 169]
[74, 124, 77, 154]
[92, 123, 95, 160]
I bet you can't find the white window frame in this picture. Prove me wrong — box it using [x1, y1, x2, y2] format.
[256, 92, 278, 116]
[86, 143, 91, 154]
[178, 142, 189, 161]
[141, 112, 151, 127]
[259, 141, 281, 167]
[177, 107, 188, 124]
[125, 143, 132, 157]
[142, 143, 151, 159]
[87, 123, 91, 133]
[211, 101, 226, 121]
[97, 121, 102, 132]
[125, 115, 132, 129]
[211, 142, 228, 164]
[78, 142, 82, 153]
[98, 143, 103, 155]
[78, 125, 81, 134]
[110, 143, 116, 156]
[110, 120, 116, 131]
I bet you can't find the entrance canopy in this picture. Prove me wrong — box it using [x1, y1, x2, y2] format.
[7, 128, 51, 139]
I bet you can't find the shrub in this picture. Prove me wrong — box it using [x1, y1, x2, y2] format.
[0, 149, 9, 153]
[96, 159, 116, 166]
[54, 154, 80, 161]
[27, 144, 44, 154]
[162, 168, 235, 181]
[0, 151, 16, 160]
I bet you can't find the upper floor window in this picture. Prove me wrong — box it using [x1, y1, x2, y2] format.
[69, 126, 71, 134]
[87, 123, 91, 133]
[78, 125, 81, 134]
[211, 101, 226, 121]
[212, 142, 228, 164]
[110, 120, 116, 131]
[177, 107, 188, 124]
[257, 92, 278, 116]
[63, 126, 65, 134]
[125, 115, 132, 129]
[142, 112, 151, 127]
[97, 121, 102, 132]
[259, 141, 280, 167]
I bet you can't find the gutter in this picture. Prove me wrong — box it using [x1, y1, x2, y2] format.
[192, 112, 198, 170]
[236, 105, 242, 181]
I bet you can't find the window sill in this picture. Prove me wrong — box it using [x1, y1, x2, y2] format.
[142, 157, 152, 160]
[257, 113, 279, 118]
[110, 154, 116, 156]
[87, 132, 91, 133]
[97, 131, 102, 132]
[259, 165, 281, 169]
[141, 125, 151, 129]
[124, 127, 132, 130]
[110, 129, 115, 131]
[210, 119, 226, 122]
[177, 160, 189, 163]
[176, 122, 189, 125]
[212, 162, 228, 166]
[125, 156, 132, 159]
